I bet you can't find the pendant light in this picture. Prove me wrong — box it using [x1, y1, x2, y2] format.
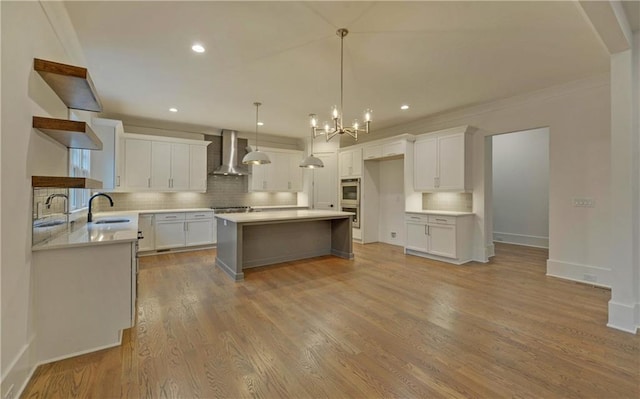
[300, 116, 325, 168]
[242, 102, 271, 165]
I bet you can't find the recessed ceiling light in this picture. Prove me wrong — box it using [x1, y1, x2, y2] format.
[191, 44, 205, 53]
[257, 122, 264, 126]
[401, 104, 410, 110]
[169, 108, 178, 112]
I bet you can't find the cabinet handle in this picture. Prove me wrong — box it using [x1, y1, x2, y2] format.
[116, 176, 120, 187]
[165, 216, 177, 219]
[148, 177, 151, 188]
[426, 225, 430, 235]
[194, 214, 205, 217]
[410, 216, 420, 220]
[435, 218, 447, 222]
[367, 155, 375, 159]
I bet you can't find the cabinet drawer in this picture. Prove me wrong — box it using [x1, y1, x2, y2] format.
[428, 215, 456, 225]
[155, 212, 185, 221]
[405, 213, 428, 223]
[186, 211, 213, 220]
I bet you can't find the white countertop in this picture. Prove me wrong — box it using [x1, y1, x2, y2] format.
[137, 208, 213, 214]
[406, 210, 474, 216]
[252, 205, 309, 210]
[215, 210, 353, 223]
[32, 212, 139, 251]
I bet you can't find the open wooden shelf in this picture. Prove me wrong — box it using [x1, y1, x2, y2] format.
[34, 58, 103, 112]
[32, 176, 103, 189]
[33, 116, 103, 150]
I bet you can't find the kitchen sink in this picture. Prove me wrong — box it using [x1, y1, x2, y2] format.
[94, 218, 130, 224]
[34, 220, 66, 228]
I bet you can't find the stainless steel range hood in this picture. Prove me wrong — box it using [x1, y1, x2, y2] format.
[212, 130, 249, 176]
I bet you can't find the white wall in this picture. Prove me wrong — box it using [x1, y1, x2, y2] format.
[1, 2, 85, 395]
[492, 128, 549, 248]
[377, 158, 405, 246]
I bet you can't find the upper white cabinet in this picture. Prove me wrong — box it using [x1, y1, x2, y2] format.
[250, 148, 304, 192]
[150, 142, 190, 190]
[414, 126, 473, 192]
[189, 145, 208, 192]
[91, 118, 124, 190]
[124, 138, 152, 190]
[121, 133, 210, 192]
[363, 140, 406, 161]
[339, 148, 362, 177]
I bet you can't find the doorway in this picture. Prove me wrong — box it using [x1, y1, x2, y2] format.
[491, 127, 549, 249]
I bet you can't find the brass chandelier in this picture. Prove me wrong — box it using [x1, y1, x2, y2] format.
[309, 28, 372, 142]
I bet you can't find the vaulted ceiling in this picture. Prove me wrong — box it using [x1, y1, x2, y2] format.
[64, 1, 615, 138]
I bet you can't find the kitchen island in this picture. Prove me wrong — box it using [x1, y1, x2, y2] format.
[215, 210, 354, 280]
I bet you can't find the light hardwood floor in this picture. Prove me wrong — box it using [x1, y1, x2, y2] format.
[22, 243, 639, 398]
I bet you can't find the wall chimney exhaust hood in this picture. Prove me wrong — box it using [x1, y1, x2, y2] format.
[212, 130, 250, 175]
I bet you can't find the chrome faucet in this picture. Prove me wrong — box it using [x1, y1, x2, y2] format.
[88, 193, 114, 223]
[45, 193, 69, 214]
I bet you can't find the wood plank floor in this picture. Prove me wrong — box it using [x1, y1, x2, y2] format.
[22, 243, 640, 398]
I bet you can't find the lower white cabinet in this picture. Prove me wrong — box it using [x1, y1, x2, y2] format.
[185, 212, 214, 246]
[154, 211, 215, 250]
[404, 213, 474, 264]
[138, 214, 155, 251]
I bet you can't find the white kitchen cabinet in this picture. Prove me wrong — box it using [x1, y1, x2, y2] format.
[250, 148, 304, 192]
[121, 133, 210, 192]
[404, 213, 474, 264]
[414, 126, 473, 192]
[155, 213, 186, 249]
[339, 148, 362, 177]
[189, 144, 208, 191]
[153, 211, 215, 251]
[151, 142, 190, 190]
[151, 141, 171, 189]
[138, 214, 155, 251]
[185, 211, 214, 246]
[124, 138, 152, 189]
[33, 241, 135, 361]
[364, 140, 406, 161]
[91, 118, 124, 190]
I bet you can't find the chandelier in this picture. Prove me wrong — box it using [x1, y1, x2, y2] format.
[309, 28, 372, 142]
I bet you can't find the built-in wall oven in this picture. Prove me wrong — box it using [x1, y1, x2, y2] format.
[340, 178, 361, 228]
[340, 178, 360, 205]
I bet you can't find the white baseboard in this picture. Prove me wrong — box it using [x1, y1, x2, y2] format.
[1, 334, 37, 399]
[608, 300, 639, 334]
[493, 231, 548, 248]
[546, 259, 611, 288]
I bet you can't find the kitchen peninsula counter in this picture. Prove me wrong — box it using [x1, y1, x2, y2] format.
[215, 210, 354, 280]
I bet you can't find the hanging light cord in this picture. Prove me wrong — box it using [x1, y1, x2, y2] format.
[340, 30, 344, 129]
[254, 102, 261, 150]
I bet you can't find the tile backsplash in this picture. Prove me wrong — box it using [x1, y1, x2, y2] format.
[93, 175, 297, 212]
[422, 192, 472, 212]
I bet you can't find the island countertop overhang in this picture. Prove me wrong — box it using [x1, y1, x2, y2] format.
[214, 210, 354, 224]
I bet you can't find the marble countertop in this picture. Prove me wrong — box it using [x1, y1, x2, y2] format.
[405, 210, 474, 216]
[215, 210, 353, 223]
[32, 212, 139, 251]
[136, 208, 213, 214]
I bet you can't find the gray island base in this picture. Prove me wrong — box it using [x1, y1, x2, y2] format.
[215, 210, 354, 280]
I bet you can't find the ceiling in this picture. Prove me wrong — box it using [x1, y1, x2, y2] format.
[64, 1, 617, 139]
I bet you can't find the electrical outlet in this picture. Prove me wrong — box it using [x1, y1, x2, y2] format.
[4, 384, 15, 399]
[572, 197, 595, 208]
[391, 232, 396, 238]
[583, 274, 597, 283]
